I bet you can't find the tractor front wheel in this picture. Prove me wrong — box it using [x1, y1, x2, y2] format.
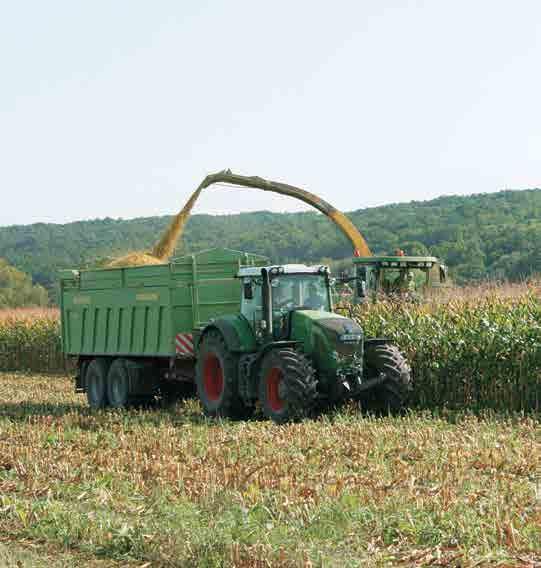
[195, 330, 244, 418]
[362, 343, 411, 413]
[258, 349, 317, 423]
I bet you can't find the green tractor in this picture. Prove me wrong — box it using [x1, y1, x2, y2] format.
[195, 262, 411, 422]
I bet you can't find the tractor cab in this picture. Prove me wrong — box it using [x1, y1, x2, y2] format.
[238, 264, 332, 340]
[351, 255, 447, 302]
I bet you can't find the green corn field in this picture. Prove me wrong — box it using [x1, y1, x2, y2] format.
[1, 293, 541, 411]
[351, 293, 541, 412]
[0, 309, 64, 374]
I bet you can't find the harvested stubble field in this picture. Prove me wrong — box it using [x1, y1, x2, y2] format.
[0, 373, 540, 567]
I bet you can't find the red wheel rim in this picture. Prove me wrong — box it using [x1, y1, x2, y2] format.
[266, 367, 285, 412]
[203, 353, 224, 401]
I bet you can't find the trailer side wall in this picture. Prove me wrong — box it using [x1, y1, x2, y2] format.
[60, 248, 267, 358]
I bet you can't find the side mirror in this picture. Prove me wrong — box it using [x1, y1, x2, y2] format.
[243, 280, 253, 299]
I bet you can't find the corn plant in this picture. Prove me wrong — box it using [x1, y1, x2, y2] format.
[353, 293, 541, 411]
[1, 294, 541, 410]
[0, 309, 64, 373]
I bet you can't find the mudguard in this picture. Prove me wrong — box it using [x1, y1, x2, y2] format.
[198, 314, 257, 353]
[363, 338, 392, 348]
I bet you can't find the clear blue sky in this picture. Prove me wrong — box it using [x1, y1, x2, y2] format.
[1, 1, 540, 226]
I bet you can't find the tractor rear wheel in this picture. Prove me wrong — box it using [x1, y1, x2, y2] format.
[362, 343, 411, 413]
[258, 349, 317, 423]
[195, 330, 244, 418]
[86, 358, 110, 409]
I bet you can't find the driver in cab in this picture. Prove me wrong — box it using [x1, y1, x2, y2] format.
[272, 280, 294, 310]
[304, 283, 326, 310]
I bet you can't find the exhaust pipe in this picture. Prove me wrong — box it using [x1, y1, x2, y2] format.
[261, 268, 273, 338]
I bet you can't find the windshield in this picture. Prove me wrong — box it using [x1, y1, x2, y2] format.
[380, 267, 428, 293]
[271, 274, 330, 312]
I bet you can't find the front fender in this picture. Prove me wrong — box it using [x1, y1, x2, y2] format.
[198, 315, 257, 353]
[363, 338, 392, 349]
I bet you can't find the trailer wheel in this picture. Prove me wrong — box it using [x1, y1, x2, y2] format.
[86, 358, 110, 409]
[258, 349, 317, 423]
[195, 330, 243, 418]
[107, 358, 132, 408]
[362, 343, 411, 413]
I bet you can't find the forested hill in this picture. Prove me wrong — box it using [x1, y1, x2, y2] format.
[2, 187, 541, 298]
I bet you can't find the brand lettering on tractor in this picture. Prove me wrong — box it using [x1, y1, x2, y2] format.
[175, 333, 194, 356]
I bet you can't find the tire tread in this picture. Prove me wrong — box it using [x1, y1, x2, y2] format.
[363, 343, 411, 413]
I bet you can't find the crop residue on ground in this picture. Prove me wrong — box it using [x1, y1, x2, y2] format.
[0, 372, 539, 566]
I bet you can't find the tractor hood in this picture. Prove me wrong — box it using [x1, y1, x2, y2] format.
[315, 315, 362, 338]
[290, 310, 363, 355]
[313, 314, 363, 356]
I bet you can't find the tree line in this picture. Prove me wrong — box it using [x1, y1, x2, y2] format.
[1, 187, 540, 304]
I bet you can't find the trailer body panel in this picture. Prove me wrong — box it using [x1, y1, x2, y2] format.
[60, 248, 267, 358]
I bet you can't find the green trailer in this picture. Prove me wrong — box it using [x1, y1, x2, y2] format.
[61, 248, 266, 405]
[61, 247, 411, 422]
[61, 248, 266, 359]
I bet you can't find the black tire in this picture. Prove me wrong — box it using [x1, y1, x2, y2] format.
[86, 358, 110, 409]
[107, 358, 132, 408]
[195, 330, 243, 418]
[258, 349, 317, 423]
[362, 343, 411, 413]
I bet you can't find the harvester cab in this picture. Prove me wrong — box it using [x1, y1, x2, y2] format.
[351, 255, 447, 302]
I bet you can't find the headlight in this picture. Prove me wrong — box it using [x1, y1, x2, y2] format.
[339, 333, 362, 343]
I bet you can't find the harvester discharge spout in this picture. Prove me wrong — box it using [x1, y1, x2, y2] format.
[153, 169, 372, 261]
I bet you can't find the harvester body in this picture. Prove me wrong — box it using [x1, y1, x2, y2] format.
[156, 169, 447, 303]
